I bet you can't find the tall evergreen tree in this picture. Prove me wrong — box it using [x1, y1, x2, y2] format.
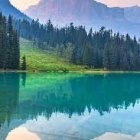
[0, 13, 20, 70]
[21, 55, 26, 70]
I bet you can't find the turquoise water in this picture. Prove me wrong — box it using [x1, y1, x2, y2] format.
[0, 73, 140, 140]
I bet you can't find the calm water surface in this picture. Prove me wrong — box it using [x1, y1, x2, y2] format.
[0, 73, 140, 140]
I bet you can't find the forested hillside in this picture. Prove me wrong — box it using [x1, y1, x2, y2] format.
[0, 13, 19, 70]
[16, 19, 140, 71]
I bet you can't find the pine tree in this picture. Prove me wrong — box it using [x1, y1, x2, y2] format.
[7, 15, 14, 69]
[103, 42, 110, 70]
[13, 30, 20, 69]
[83, 42, 94, 67]
[21, 55, 26, 70]
[0, 12, 3, 69]
[0, 13, 20, 70]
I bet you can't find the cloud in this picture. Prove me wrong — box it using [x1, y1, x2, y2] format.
[10, 0, 40, 11]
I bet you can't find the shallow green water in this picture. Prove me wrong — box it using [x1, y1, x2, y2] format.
[0, 73, 140, 140]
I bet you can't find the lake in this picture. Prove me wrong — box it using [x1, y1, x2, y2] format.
[0, 73, 140, 140]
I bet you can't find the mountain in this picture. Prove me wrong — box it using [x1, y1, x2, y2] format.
[0, 0, 29, 20]
[124, 6, 140, 24]
[25, 0, 140, 37]
[25, 0, 125, 24]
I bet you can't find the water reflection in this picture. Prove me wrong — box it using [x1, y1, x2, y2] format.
[0, 73, 19, 125]
[0, 73, 140, 140]
[6, 127, 41, 140]
[18, 73, 140, 117]
[21, 73, 26, 87]
[93, 132, 140, 140]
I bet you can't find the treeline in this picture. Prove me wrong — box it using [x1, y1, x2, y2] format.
[0, 13, 20, 70]
[15, 19, 140, 70]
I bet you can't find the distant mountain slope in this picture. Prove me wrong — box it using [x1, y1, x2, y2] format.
[124, 6, 140, 24]
[0, 0, 29, 20]
[25, 0, 140, 37]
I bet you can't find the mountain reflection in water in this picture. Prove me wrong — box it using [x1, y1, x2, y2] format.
[0, 73, 140, 140]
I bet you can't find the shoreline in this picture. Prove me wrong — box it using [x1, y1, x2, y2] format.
[1, 69, 140, 74]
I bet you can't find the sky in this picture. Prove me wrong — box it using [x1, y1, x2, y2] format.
[10, 0, 40, 11]
[10, 0, 140, 11]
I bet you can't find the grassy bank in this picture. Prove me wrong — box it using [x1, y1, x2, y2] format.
[20, 38, 85, 72]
